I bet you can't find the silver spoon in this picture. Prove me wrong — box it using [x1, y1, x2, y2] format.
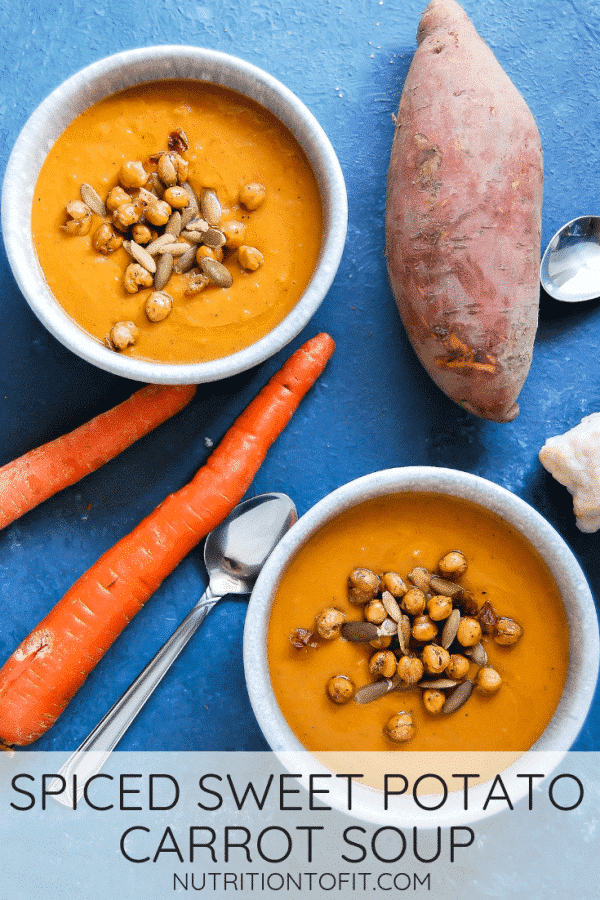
[50, 491, 297, 805]
[540, 215, 600, 302]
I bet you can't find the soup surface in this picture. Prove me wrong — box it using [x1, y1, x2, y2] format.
[268, 493, 570, 753]
[32, 81, 322, 364]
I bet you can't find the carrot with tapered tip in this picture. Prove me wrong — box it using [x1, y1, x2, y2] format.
[0, 332, 335, 746]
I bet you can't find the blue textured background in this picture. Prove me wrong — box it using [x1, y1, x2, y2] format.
[0, 0, 598, 752]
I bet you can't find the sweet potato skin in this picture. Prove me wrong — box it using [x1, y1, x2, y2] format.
[385, 0, 543, 422]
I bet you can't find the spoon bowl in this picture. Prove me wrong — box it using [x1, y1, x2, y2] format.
[51, 491, 297, 804]
[540, 215, 600, 302]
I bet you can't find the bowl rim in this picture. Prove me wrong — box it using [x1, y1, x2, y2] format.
[2, 45, 347, 384]
[243, 466, 600, 827]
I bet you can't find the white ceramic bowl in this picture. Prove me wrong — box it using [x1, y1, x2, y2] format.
[2, 46, 347, 384]
[244, 467, 599, 827]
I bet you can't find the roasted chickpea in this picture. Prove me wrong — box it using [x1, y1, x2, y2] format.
[412, 615, 437, 643]
[438, 550, 468, 579]
[381, 571, 408, 598]
[63, 200, 92, 235]
[422, 689, 445, 715]
[421, 644, 451, 675]
[364, 599, 387, 625]
[493, 617, 523, 646]
[112, 202, 142, 230]
[396, 655, 424, 685]
[92, 223, 123, 254]
[315, 607, 346, 640]
[132, 224, 153, 244]
[407, 566, 432, 592]
[123, 263, 153, 294]
[184, 272, 210, 296]
[221, 220, 247, 249]
[163, 186, 190, 209]
[106, 186, 131, 211]
[384, 711, 415, 744]
[239, 182, 266, 210]
[475, 666, 502, 695]
[145, 290, 173, 323]
[445, 653, 470, 680]
[145, 199, 172, 227]
[456, 617, 482, 648]
[327, 675, 355, 704]
[118, 160, 148, 189]
[402, 588, 426, 616]
[238, 245, 264, 271]
[369, 650, 397, 678]
[427, 595, 453, 621]
[348, 567, 380, 604]
[109, 321, 139, 351]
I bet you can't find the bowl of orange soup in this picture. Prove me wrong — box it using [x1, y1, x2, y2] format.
[244, 468, 599, 826]
[2, 47, 347, 383]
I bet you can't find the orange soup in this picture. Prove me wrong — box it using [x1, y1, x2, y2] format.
[268, 493, 570, 753]
[32, 81, 322, 364]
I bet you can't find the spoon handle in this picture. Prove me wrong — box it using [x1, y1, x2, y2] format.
[50, 585, 221, 806]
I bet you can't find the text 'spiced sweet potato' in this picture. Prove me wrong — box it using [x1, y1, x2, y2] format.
[385, 0, 543, 422]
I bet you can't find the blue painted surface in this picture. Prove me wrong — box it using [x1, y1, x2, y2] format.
[0, 0, 598, 752]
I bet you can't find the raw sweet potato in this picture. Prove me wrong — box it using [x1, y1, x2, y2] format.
[385, 0, 543, 422]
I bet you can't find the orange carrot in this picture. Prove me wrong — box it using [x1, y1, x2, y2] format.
[0, 333, 335, 745]
[0, 383, 197, 531]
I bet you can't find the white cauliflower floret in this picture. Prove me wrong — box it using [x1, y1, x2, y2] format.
[539, 413, 600, 533]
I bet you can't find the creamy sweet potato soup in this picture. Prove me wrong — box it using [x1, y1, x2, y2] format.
[268, 493, 569, 753]
[32, 81, 322, 364]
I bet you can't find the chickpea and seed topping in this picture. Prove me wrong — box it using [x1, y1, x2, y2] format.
[315, 607, 346, 640]
[61, 129, 269, 353]
[384, 711, 415, 744]
[327, 675, 355, 704]
[290, 547, 525, 744]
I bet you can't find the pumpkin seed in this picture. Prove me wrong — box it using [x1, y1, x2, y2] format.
[200, 188, 221, 225]
[203, 227, 226, 249]
[80, 183, 107, 217]
[441, 608, 461, 649]
[200, 257, 233, 288]
[154, 252, 173, 291]
[180, 182, 199, 215]
[158, 241, 193, 257]
[146, 234, 175, 256]
[382, 590, 401, 622]
[430, 576, 463, 598]
[397, 613, 411, 654]
[173, 245, 198, 273]
[442, 679, 473, 714]
[181, 229, 208, 244]
[165, 210, 182, 238]
[185, 216, 209, 233]
[125, 240, 157, 274]
[465, 642, 488, 666]
[419, 678, 458, 690]
[341, 621, 379, 643]
[354, 679, 393, 704]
